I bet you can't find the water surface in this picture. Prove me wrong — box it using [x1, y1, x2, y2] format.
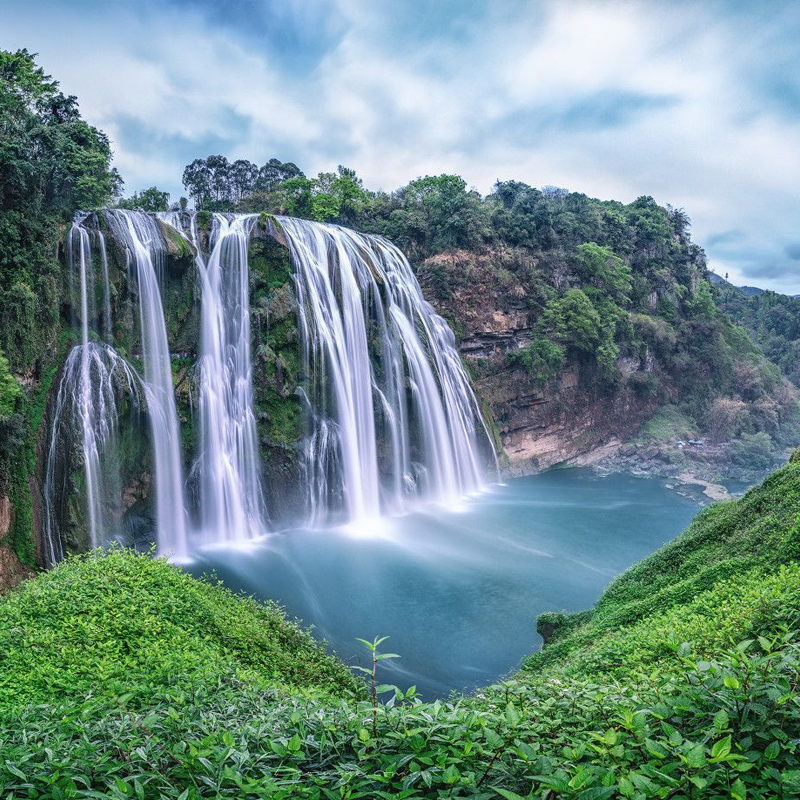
[189, 468, 699, 698]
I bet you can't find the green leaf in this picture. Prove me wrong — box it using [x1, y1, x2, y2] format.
[711, 736, 732, 759]
[569, 768, 593, 790]
[4, 762, 27, 780]
[506, 703, 520, 726]
[442, 764, 460, 784]
[724, 676, 741, 690]
[731, 778, 747, 800]
[618, 776, 635, 798]
[765, 741, 780, 760]
[578, 788, 616, 800]
[714, 710, 730, 730]
[684, 744, 706, 769]
[644, 738, 669, 759]
[493, 789, 530, 800]
[485, 729, 503, 749]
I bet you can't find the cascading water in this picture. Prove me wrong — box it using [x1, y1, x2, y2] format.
[160, 212, 267, 543]
[274, 216, 494, 525]
[44, 210, 493, 564]
[42, 220, 138, 565]
[105, 210, 189, 559]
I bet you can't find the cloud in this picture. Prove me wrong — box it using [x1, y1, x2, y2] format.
[2, 0, 800, 292]
[707, 230, 745, 248]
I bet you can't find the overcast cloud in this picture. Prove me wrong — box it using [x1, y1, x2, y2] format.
[3, 0, 800, 291]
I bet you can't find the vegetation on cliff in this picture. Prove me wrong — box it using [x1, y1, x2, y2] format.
[179, 157, 800, 469]
[2, 458, 800, 797]
[714, 279, 800, 387]
[0, 48, 121, 567]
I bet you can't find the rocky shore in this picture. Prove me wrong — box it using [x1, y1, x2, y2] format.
[592, 439, 786, 503]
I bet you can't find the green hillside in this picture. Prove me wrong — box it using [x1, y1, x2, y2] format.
[2, 458, 800, 797]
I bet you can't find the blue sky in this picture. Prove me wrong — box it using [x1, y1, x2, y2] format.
[3, 0, 800, 291]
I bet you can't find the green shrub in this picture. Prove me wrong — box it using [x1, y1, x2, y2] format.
[732, 430, 776, 469]
[0, 549, 360, 712]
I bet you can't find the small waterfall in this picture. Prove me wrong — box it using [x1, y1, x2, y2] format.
[160, 212, 266, 543]
[105, 210, 188, 560]
[274, 216, 493, 524]
[42, 222, 137, 565]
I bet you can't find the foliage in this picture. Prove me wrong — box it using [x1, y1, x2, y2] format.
[636, 404, 697, 443]
[715, 280, 800, 387]
[731, 431, 777, 469]
[0, 548, 360, 713]
[117, 185, 170, 212]
[0, 348, 21, 417]
[505, 335, 565, 386]
[181, 155, 304, 210]
[0, 48, 119, 372]
[2, 463, 800, 795]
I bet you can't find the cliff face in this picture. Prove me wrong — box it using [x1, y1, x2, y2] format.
[418, 248, 663, 474]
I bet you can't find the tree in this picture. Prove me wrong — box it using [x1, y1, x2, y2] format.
[0, 48, 120, 371]
[709, 397, 749, 443]
[576, 242, 632, 304]
[542, 289, 602, 354]
[256, 158, 304, 193]
[181, 158, 211, 207]
[117, 186, 170, 212]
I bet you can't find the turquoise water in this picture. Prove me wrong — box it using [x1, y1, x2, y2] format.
[188, 469, 699, 698]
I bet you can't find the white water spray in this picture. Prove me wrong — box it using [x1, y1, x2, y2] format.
[275, 216, 493, 525]
[105, 210, 188, 559]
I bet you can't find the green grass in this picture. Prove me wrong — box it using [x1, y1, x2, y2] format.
[636, 404, 697, 443]
[0, 548, 360, 713]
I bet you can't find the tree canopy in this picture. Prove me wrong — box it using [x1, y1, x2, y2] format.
[0, 48, 121, 372]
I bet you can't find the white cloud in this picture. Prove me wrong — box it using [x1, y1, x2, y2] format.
[3, 0, 800, 291]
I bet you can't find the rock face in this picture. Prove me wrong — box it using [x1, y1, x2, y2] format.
[417, 248, 661, 475]
[0, 494, 35, 594]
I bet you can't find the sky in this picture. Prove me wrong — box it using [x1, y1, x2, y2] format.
[3, 0, 800, 292]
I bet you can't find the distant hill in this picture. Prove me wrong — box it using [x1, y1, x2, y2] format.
[709, 271, 800, 299]
[708, 271, 765, 296]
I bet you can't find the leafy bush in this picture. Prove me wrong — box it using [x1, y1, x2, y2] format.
[732, 431, 777, 469]
[0, 548, 360, 712]
[505, 335, 565, 385]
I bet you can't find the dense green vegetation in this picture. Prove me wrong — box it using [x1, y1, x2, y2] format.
[0, 48, 120, 564]
[0, 548, 359, 713]
[714, 279, 800, 387]
[0, 48, 120, 373]
[180, 156, 800, 460]
[2, 458, 800, 797]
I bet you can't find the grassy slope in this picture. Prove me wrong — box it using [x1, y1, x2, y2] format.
[528, 459, 800, 678]
[0, 548, 360, 712]
[1, 463, 800, 796]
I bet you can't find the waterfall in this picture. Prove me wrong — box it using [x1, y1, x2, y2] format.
[42, 221, 137, 565]
[160, 212, 267, 543]
[44, 209, 493, 563]
[105, 210, 189, 560]
[274, 216, 492, 525]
